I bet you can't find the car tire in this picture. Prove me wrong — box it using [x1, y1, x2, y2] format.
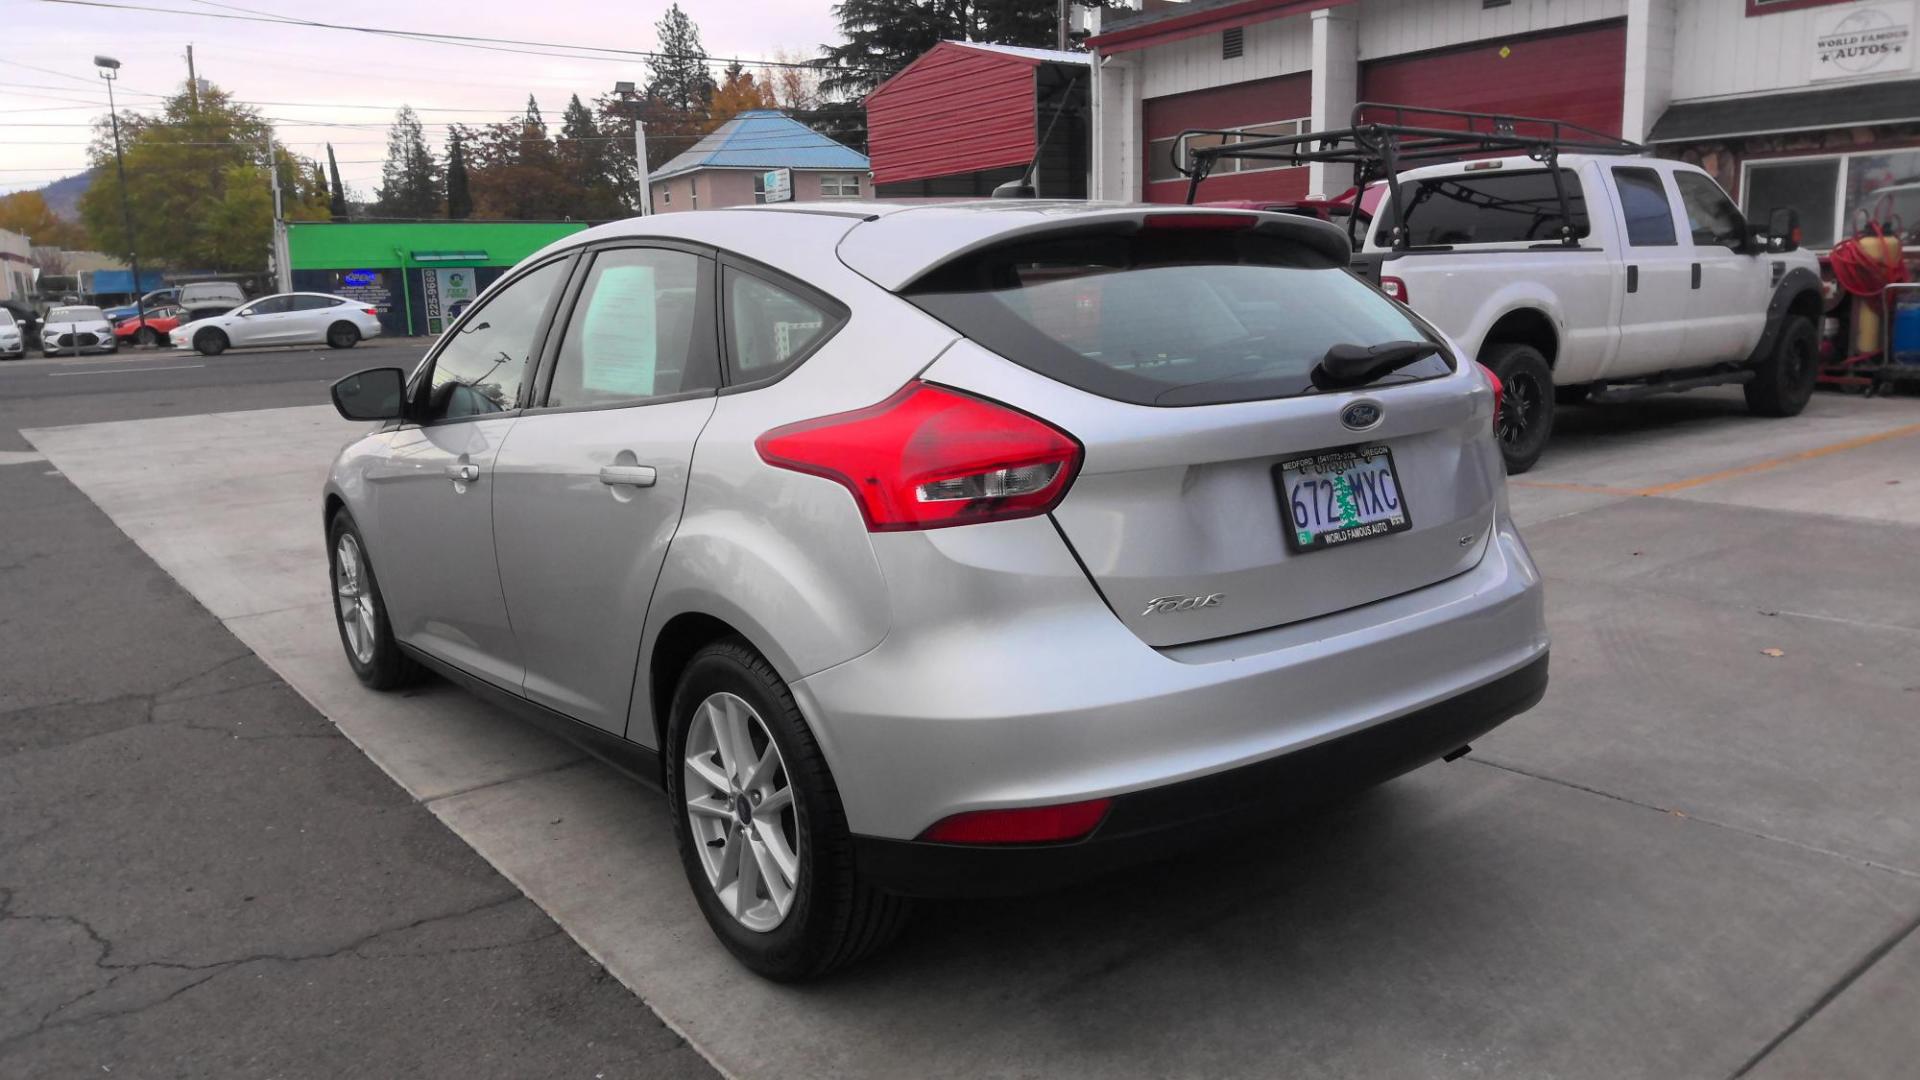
[1483, 342, 1555, 475]
[193, 329, 228, 357]
[326, 509, 421, 691]
[666, 637, 910, 982]
[136, 327, 159, 347]
[1745, 316, 1818, 418]
[327, 322, 360, 349]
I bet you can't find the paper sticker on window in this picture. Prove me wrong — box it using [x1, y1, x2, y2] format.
[581, 263, 658, 396]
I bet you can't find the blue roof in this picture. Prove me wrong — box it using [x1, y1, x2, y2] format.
[649, 110, 868, 181]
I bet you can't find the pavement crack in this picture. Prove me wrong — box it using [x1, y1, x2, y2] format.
[1728, 905, 1920, 1079]
[1468, 757, 1920, 880]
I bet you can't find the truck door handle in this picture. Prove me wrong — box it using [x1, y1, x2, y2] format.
[599, 464, 657, 488]
[1626, 265, 1639, 293]
[1691, 263, 1702, 289]
[444, 463, 480, 483]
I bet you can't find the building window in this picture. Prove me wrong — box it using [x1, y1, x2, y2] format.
[1147, 119, 1307, 185]
[1222, 26, 1243, 59]
[690, 179, 698, 209]
[1744, 159, 1841, 250]
[753, 172, 769, 203]
[662, 187, 671, 205]
[820, 173, 861, 198]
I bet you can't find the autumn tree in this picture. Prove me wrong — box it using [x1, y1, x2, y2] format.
[0, 191, 87, 249]
[707, 63, 777, 128]
[375, 106, 442, 218]
[80, 81, 327, 271]
[466, 98, 580, 219]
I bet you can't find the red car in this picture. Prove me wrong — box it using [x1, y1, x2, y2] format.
[114, 305, 186, 346]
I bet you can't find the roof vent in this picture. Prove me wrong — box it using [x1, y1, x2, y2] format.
[1222, 26, 1244, 59]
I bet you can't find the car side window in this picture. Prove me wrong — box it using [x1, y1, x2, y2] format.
[289, 295, 332, 312]
[723, 267, 844, 384]
[1674, 172, 1746, 250]
[1612, 167, 1678, 247]
[422, 259, 567, 422]
[244, 297, 292, 316]
[545, 248, 718, 409]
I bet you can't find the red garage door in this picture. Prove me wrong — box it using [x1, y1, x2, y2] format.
[1359, 22, 1627, 137]
[1142, 72, 1312, 204]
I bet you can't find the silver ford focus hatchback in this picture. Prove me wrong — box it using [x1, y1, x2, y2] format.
[322, 202, 1549, 980]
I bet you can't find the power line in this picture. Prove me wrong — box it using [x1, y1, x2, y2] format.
[35, 0, 895, 75]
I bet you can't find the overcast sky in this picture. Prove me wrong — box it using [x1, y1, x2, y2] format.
[0, 0, 843, 198]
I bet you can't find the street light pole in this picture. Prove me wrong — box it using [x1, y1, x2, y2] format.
[96, 56, 143, 328]
[613, 81, 650, 216]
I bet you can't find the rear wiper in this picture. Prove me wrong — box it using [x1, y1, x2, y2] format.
[1310, 340, 1442, 391]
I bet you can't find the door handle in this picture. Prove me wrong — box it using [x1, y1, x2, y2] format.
[599, 464, 657, 488]
[1691, 263, 1702, 289]
[444, 463, 480, 483]
[1626, 265, 1639, 293]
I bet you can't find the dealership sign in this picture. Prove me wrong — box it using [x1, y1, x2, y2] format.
[1811, 1, 1914, 80]
[762, 168, 792, 204]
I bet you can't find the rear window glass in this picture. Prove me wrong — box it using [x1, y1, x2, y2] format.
[906, 229, 1449, 407]
[1375, 168, 1589, 247]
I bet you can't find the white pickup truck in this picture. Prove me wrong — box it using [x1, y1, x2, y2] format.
[1358, 154, 1823, 472]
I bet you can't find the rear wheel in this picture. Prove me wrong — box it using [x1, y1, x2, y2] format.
[136, 327, 159, 347]
[327, 322, 360, 349]
[193, 328, 227, 356]
[666, 637, 909, 981]
[1745, 316, 1818, 418]
[1484, 342, 1554, 474]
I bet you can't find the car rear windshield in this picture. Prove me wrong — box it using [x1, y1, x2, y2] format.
[1374, 168, 1589, 247]
[904, 229, 1449, 406]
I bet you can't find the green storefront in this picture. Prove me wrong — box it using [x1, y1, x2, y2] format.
[287, 221, 590, 336]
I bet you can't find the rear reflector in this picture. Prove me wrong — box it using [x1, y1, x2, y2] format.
[756, 381, 1081, 532]
[1142, 212, 1257, 231]
[919, 799, 1112, 845]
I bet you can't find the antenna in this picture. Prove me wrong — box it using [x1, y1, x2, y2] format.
[993, 71, 1081, 200]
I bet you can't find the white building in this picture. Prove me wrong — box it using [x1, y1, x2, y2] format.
[1086, 0, 1920, 248]
[0, 228, 32, 304]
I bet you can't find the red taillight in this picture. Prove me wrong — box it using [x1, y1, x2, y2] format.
[919, 799, 1112, 845]
[1380, 276, 1409, 303]
[363, 307, 378, 316]
[1142, 212, 1256, 231]
[756, 381, 1082, 532]
[1478, 362, 1503, 432]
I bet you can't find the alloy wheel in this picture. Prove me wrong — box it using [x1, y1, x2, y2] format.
[1498, 370, 1542, 448]
[333, 533, 377, 666]
[682, 691, 801, 933]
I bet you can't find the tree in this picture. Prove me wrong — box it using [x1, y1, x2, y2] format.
[647, 4, 716, 115]
[707, 63, 777, 128]
[445, 130, 472, 219]
[375, 106, 442, 219]
[0, 191, 87, 249]
[818, 0, 1089, 98]
[760, 50, 824, 113]
[558, 94, 626, 219]
[466, 97, 577, 219]
[80, 81, 327, 272]
[326, 144, 349, 220]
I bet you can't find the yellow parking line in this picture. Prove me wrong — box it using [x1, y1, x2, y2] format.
[1633, 422, 1920, 497]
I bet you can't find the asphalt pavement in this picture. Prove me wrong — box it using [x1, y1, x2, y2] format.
[0, 341, 716, 1079]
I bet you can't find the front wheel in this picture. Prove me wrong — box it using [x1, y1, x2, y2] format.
[136, 327, 159, 347]
[1745, 316, 1818, 418]
[667, 638, 909, 981]
[326, 322, 360, 349]
[193, 329, 228, 357]
[1483, 342, 1555, 475]
[326, 510, 419, 690]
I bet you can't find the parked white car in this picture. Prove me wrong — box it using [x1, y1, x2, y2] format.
[1359, 154, 1823, 472]
[40, 305, 118, 357]
[171, 292, 382, 356]
[0, 308, 24, 359]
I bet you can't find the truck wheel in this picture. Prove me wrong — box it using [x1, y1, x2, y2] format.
[1745, 316, 1818, 418]
[1484, 343, 1554, 475]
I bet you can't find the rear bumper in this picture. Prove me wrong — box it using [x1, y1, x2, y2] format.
[854, 651, 1547, 897]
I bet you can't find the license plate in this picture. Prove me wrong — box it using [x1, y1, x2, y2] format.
[1274, 444, 1411, 553]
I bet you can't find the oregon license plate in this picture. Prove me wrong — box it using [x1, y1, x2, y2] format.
[1274, 444, 1411, 553]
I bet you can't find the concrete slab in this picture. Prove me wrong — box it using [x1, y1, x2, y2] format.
[1746, 919, 1920, 1080]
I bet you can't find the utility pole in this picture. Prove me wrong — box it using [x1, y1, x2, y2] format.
[1058, 0, 1070, 51]
[185, 44, 198, 111]
[96, 56, 143, 328]
[613, 81, 650, 216]
[266, 137, 290, 294]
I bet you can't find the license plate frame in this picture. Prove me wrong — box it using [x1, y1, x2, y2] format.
[1273, 443, 1412, 554]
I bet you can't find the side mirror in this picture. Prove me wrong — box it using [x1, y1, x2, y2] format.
[1767, 207, 1801, 253]
[331, 367, 408, 422]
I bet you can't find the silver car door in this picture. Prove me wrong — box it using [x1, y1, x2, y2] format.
[492, 245, 720, 733]
[363, 257, 571, 691]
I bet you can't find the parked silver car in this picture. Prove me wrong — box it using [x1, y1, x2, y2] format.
[322, 202, 1550, 980]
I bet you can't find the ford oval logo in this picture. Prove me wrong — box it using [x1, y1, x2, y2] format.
[1341, 400, 1383, 431]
